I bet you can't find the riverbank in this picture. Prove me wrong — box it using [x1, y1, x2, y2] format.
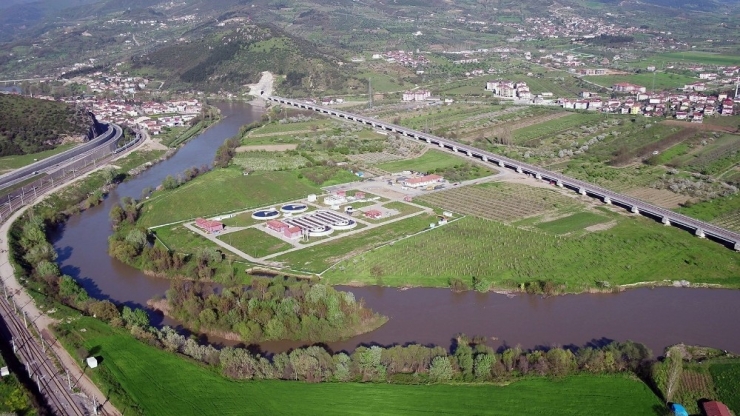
[53, 315, 668, 416]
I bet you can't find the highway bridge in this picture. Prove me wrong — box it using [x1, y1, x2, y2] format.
[268, 95, 740, 250]
[0, 122, 123, 190]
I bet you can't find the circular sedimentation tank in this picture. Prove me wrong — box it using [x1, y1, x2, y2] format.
[281, 204, 308, 214]
[251, 208, 280, 220]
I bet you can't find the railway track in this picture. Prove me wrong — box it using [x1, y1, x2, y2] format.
[0, 285, 87, 415]
[0, 128, 143, 415]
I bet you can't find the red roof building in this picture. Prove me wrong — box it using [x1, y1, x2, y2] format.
[403, 174, 443, 188]
[364, 209, 383, 219]
[284, 226, 302, 239]
[266, 220, 289, 232]
[335, 190, 347, 197]
[194, 218, 224, 234]
[702, 401, 732, 416]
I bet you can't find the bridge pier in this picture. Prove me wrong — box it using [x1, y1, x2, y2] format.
[556, 180, 563, 187]
[439, 142, 444, 148]
[662, 217, 671, 226]
[631, 206, 639, 214]
[516, 166, 523, 174]
[452, 146, 458, 152]
[466, 150, 472, 157]
[695, 228, 705, 238]
[603, 196, 611, 205]
[498, 161, 505, 168]
[578, 188, 586, 196]
[535, 173, 542, 180]
[426, 138, 432, 144]
[482, 156, 488, 162]
[735, 242, 740, 251]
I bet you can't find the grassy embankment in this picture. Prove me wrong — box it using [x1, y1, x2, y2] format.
[56, 317, 663, 416]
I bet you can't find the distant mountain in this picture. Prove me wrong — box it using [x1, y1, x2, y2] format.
[130, 23, 360, 96]
[0, 0, 104, 42]
[0, 94, 89, 156]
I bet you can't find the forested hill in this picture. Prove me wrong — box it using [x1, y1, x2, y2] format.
[0, 94, 89, 156]
[130, 23, 363, 96]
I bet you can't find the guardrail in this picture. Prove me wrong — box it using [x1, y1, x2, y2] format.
[269, 96, 740, 250]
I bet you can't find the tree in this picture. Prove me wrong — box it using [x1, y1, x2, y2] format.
[125, 228, 148, 254]
[473, 353, 494, 380]
[162, 175, 179, 190]
[454, 339, 474, 380]
[102, 168, 116, 185]
[429, 356, 454, 381]
[88, 300, 120, 321]
[122, 306, 150, 328]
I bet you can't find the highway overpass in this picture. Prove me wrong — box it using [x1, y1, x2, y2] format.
[0, 123, 123, 190]
[268, 95, 740, 250]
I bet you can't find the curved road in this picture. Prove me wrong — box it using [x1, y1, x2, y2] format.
[0, 123, 123, 190]
[268, 95, 740, 249]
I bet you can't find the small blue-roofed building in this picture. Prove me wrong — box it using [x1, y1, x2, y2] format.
[671, 403, 689, 416]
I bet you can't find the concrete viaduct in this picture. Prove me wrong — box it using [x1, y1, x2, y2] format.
[267, 95, 740, 250]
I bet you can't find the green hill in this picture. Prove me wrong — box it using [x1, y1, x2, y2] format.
[0, 94, 89, 156]
[130, 23, 360, 96]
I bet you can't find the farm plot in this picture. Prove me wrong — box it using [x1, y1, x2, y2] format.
[232, 151, 309, 171]
[684, 135, 740, 175]
[418, 182, 578, 222]
[711, 213, 740, 233]
[627, 188, 693, 209]
[535, 212, 609, 235]
[323, 215, 740, 290]
[217, 228, 294, 258]
[670, 369, 717, 416]
[347, 152, 406, 165]
[512, 113, 603, 145]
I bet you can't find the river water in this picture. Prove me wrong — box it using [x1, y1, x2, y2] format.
[52, 101, 740, 355]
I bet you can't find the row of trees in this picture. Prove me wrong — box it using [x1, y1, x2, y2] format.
[126, 316, 655, 384]
[165, 277, 387, 343]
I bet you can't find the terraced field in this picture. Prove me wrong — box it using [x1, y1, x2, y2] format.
[418, 182, 578, 222]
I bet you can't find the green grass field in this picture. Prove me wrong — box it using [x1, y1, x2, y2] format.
[512, 113, 602, 143]
[649, 52, 740, 66]
[139, 169, 322, 227]
[588, 73, 696, 91]
[535, 212, 609, 234]
[0, 143, 76, 172]
[153, 225, 224, 252]
[323, 216, 740, 290]
[377, 149, 473, 174]
[57, 317, 663, 416]
[218, 228, 293, 258]
[275, 214, 437, 273]
[710, 361, 740, 413]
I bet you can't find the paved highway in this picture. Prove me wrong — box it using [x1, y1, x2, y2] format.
[0, 123, 123, 190]
[269, 95, 740, 249]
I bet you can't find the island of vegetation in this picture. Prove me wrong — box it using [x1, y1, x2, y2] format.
[159, 277, 387, 342]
